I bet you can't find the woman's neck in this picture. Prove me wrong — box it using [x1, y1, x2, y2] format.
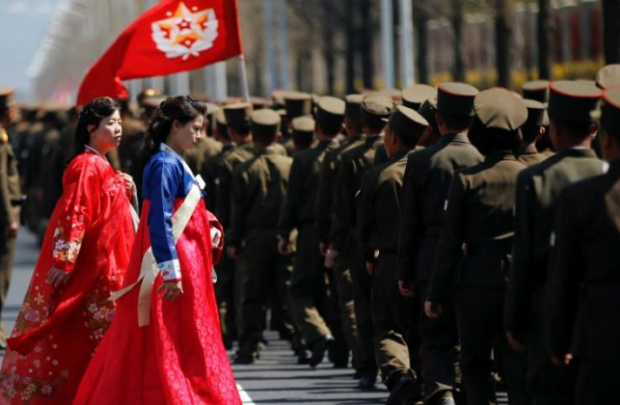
[86, 143, 107, 157]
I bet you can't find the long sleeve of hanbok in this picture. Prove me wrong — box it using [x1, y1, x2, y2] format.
[51, 159, 100, 273]
[146, 158, 183, 281]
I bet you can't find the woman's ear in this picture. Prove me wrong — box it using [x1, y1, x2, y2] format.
[87, 124, 95, 134]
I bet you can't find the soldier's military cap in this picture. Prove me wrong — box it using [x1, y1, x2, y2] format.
[251, 109, 281, 138]
[361, 94, 395, 118]
[601, 88, 620, 135]
[548, 81, 602, 124]
[0, 88, 16, 112]
[284, 92, 313, 119]
[271, 90, 288, 108]
[138, 88, 163, 107]
[205, 102, 220, 117]
[402, 84, 437, 110]
[437, 82, 479, 118]
[523, 99, 546, 128]
[474, 88, 528, 131]
[215, 108, 227, 126]
[251, 97, 271, 110]
[522, 80, 550, 103]
[224, 102, 253, 132]
[378, 88, 403, 103]
[316, 96, 345, 131]
[141, 96, 167, 110]
[596, 65, 620, 90]
[292, 116, 315, 134]
[345, 95, 363, 121]
[418, 97, 437, 126]
[387, 105, 429, 140]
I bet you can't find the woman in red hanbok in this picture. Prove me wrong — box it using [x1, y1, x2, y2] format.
[0, 97, 137, 405]
[74, 96, 241, 405]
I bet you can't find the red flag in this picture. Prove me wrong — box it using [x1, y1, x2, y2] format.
[77, 0, 243, 105]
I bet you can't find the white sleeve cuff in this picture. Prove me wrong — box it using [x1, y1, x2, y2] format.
[159, 259, 182, 281]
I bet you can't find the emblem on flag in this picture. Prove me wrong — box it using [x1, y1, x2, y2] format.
[151, 2, 219, 60]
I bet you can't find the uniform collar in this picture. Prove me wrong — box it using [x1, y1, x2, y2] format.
[518, 144, 538, 156]
[485, 150, 516, 162]
[558, 148, 598, 159]
[439, 133, 471, 145]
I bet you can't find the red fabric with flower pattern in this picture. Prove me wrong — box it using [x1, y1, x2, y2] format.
[73, 199, 241, 405]
[0, 151, 135, 405]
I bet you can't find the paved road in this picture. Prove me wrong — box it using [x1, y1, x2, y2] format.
[0, 230, 391, 404]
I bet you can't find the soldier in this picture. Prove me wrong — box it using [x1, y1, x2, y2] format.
[522, 80, 555, 158]
[545, 88, 620, 405]
[229, 109, 294, 364]
[0, 89, 22, 348]
[397, 83, 483, 405]
[595, 64, 620, 89]
[504, 81, 605, 405]
[282, 92, 313, 155]
[417, 97, 441, 148]
[357, 106, 428, 404]
[331, 94, 394, 388]
[290, 116, 316, 153]
[316, 94, 365, 374]
[402, 84, 437, 111]
[278, 96, 345, 368]
[517, 99, 548, 166]
[425, 89, 530, 405]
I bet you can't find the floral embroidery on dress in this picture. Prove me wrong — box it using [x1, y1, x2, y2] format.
[52, 206, 87, 265]
[83, 280, 115, 341]
[12, 290, 54, 335]
[0, 364, 70, 403]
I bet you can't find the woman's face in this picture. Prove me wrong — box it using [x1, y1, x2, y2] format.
[89, 109, 122, 153]
[171, 115, 204, 152]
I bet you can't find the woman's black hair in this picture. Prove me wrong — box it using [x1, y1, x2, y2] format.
[141, 95, 207, 167]
[71, 97, 120, 161]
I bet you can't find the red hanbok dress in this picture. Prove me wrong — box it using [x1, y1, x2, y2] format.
[73, 144, 241, 405]
[0, 148, 136, 405]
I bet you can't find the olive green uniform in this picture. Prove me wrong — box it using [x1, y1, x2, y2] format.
[517, 144, 548, 167]
[398, 133, 483, 401]
[357, 149, 416, 389]
[316, 135, 365, 368]
[230, 147, 293, 358]
[213, 141, 254, 344]
[547, 160, 620, 405]
[330, 135, 385, 377]
[280, 139, 339, 345]
[504, 149, 605, 405]
[428, 152, 529, 405]
[0, 126, 21, 341]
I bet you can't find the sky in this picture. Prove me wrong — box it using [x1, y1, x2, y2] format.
[0, 0, 58, 101]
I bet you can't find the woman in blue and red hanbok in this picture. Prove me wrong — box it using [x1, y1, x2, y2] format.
[0, 97, 137, 405]
[74, 96, 241, 405]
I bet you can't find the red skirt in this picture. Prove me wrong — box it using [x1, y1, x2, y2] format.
[73, 199, 241, 405]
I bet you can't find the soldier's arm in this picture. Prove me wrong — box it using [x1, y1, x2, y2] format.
[504, 171, 537, 336]
[356, 171, 377, 263]
[316, 154, 335, 244]
[546, 187, 584, 358]
[397, 155, 421, 282]
[0, 146, 12, 229]
[215, 159, 234, 229]
[279, 157, 302, 239]
[427, 174, 466, 303]
[330, 157, 356, 252]
[228, 165, 248, 249]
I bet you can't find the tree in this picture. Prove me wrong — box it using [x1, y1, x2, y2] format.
[537, 0, 553, 79]
[414, 3, 430, 84]
[602, 0, 620, 64]
[495, 0, 511, 87]
[451, 0, 466, 81]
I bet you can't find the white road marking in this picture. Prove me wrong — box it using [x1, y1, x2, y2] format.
[237, 384, 255, 404]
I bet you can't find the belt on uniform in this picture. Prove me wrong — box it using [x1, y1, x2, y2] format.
[467, 238, 513, 256]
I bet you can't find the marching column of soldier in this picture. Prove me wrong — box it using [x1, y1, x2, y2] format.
[1, 63, 620, 405]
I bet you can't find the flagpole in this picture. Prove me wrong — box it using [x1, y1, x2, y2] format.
[237, 54, 251, 102]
